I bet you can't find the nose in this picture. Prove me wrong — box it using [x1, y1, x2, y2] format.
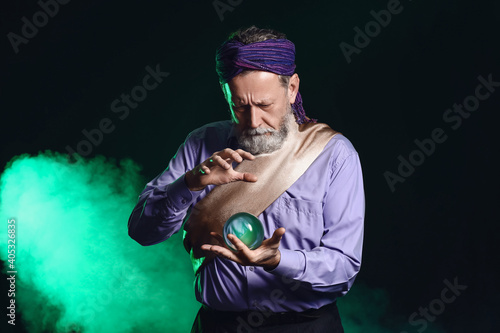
[248, 106, 262, 129]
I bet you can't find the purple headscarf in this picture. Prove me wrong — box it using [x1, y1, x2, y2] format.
[215, 38, 316, 124]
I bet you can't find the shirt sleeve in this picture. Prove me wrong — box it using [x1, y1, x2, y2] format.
[268, 149, 365, 295]
[127, 133, 205, 246]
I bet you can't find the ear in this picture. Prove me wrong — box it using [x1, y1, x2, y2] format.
[288, 73, 300, 104]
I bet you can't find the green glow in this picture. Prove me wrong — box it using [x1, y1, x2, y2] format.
[221, 82, 239, 124]
[0, 152, 199, 333]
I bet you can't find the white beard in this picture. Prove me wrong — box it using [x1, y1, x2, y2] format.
[236, 106, 295, 155]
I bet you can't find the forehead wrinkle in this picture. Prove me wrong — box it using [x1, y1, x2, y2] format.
[233, 95, 273, 106]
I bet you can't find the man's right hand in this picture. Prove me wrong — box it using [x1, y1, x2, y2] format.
[184, 148, 257, 191]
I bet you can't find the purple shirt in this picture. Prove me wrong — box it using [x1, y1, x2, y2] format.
[128, 120, 365, 312]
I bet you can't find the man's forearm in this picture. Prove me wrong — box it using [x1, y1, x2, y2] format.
[128, 174, 201, 246]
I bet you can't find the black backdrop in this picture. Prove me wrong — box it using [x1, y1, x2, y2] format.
[1, 0, 499, 332]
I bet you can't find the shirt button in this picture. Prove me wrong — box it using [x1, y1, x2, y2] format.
[181, 199, 187, 204]
[249, 266, 254, 272]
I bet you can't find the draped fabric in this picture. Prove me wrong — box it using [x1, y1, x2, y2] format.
[183, 121, 338, 273]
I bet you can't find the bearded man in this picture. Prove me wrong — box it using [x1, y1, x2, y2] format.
[128, 25, 365, 333]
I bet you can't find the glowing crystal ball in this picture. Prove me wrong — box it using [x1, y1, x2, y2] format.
[223, 212, 264, 251]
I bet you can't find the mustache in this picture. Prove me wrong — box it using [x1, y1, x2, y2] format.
[241, 127, 278, 136]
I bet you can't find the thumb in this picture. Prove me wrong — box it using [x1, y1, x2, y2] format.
[241, 172, 258, 182]
[270, 227, 286, 243]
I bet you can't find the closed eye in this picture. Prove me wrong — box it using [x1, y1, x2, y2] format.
[232, 103, 273, 112]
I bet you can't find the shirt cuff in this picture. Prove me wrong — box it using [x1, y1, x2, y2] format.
[165, 174, 203, 211]
[266, 249, 305, 279]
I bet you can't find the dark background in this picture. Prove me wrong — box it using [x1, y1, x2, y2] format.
[1, 0, 499, 332]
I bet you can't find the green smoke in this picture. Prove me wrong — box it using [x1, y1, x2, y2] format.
[0, 152, 446, 332]
[338, 282, 446, 333]
[0, 152, 199, 333]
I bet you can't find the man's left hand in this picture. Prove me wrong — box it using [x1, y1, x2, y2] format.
[201, 228, 286, 271]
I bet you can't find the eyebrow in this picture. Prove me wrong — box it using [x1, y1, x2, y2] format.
[232, 98, 273, 106]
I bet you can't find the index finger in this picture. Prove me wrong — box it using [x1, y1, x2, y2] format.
[235, 149, 255, 161]
[219, 148, 254, 164]
[227, 233, 252, 254]
[218, 148, 242, 163]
